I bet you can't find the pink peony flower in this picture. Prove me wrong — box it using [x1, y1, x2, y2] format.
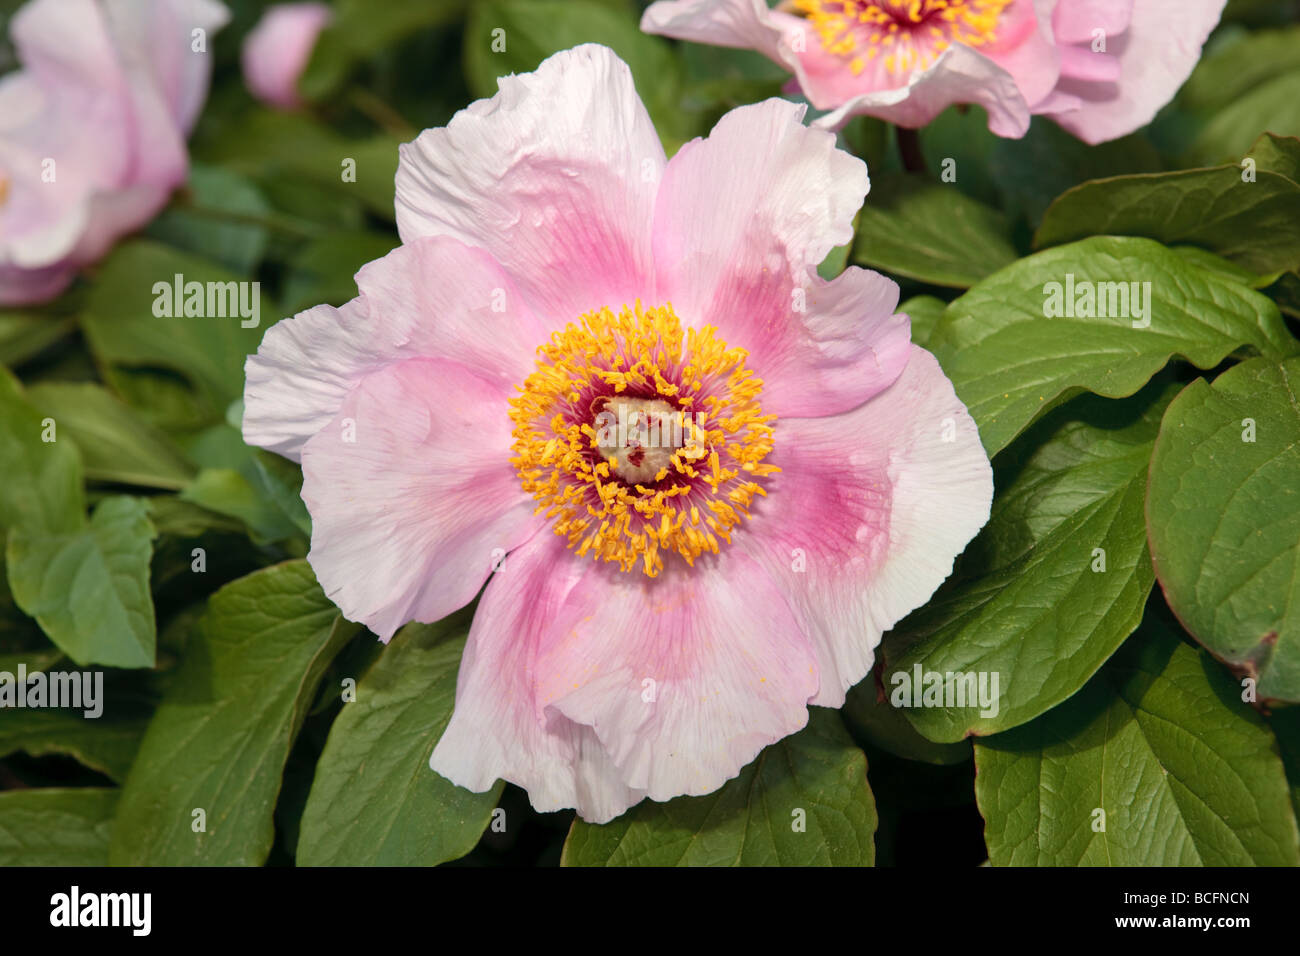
[0, 0, 229, 306]
[641, 0, 1227, 142]
[242, 44, 993, 822]
[241, 2, 332, 110]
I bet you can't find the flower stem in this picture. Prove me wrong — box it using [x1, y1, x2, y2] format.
[896, 127, 926, 174]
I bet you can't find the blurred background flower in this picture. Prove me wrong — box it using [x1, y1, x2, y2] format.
[0, 0, 228, 305]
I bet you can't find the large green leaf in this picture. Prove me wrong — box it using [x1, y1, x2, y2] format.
[0, 370, 84, 536]
[851, 173, 1017, 288]
[561, 708, 876, 866]
[1035, 136, 1300, 275]
[929, 236, 1297, 456]
[842, 674, 971, 766]
[108, 561, 357, 865]
[1186, 71, 1300, 166]
[0, 789, 118, 866]
[6, 497, 157, 669]
[80, 241, 269, 420]
[899, 294, 946, 347]
[882, 385, 1169, 743]
[25, 382, 195, 491]
[975, 619, 1300, 865]
[988, 117, 1163, 227]
[298, 617, 502, 866]
[0, 673, 148, 783]
[1147, 357, 1300, 702]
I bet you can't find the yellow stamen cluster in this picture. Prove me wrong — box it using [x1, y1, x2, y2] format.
[793, 0, 1011, 76]
[510, 303, 778, 577]
[0, 171, 9, 209]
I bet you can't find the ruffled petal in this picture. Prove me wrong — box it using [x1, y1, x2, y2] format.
[394, 44, 664, 324]
[1051, 0, 1132, 44]
[815, 43, 1033, 137]
[533, 547, 818, 802]
[739, 346, 993, 707]
[431, 531, 647, 824]
[1038, 0, 1225, 144]
[435, 526, 820, 817]
[300, 358, 542, 641]
[641, 0, 796, 64]
[242, 236, 542, 460]
[653, 99, 908, 417]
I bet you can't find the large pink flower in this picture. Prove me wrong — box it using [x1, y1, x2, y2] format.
[641, 0, 1226, 142]
[242, 44, 992, 822]
[241, 2, 332, 110]
[0, 0, 229, 306]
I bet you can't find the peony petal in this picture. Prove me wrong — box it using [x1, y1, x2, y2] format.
[300, 357, 542, 642]
[395, 44, 664, 325]
[653, 99, 909, 417]
[641, 0, 797, 65]
[739, 346, 993, 707]
[530, 544, 818, 802]
[241, 2, 332, 110]
[242, 236, 542, 460]
[431, 531, 647, 824]
[1039, 0, 1225, 144]
[1051, 0, 1132, 45]
[981, 0, 1062, 110]
[815, 43, 1033, 137]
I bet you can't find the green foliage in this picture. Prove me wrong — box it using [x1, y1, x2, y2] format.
[562, 709, 877, 866]
[3, 0, 1299, 871]
[976, 617, 1299, 865]
[1147, 357, 1300, 702]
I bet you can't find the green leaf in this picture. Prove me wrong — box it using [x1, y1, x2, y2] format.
[1035, 137, 1300, 275]
[988, 117, 1162, 227]
[7, 497, 157, 669]
[1186, 70, 1300, 166]
[0, 789, 118, 866]
[25, 382, 195, 491]
[842, 675, 971, 765]
[108, 561, 358, 865]
[1273, 708, 1300, 823]
[198, 110, 400, 221]
[975, 618, 1300, 865]
[930, 235, 1297, 457]
[0, 697, 148, 784]
[281, 230, 400, 315]
[899, 294, 946, 347]
[298, 617, 503, 866]
[148, 165, 272, 275]
[0, 311, 76, 368]
[1147, 357, 1300, 702]
[463, 0, 695, 148]
[851, 173, 1017, 288]
[561, 708, 876, 866]
[1170, 245, 1281, 288]
[299, 0, 467, 101]
[80, 241, 269, 420]
[883, 384, 1169, 742]
[0, 370, 85, 535]
[1180, 27, 1300, 113]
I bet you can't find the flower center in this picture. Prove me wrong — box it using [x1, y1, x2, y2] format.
[510, 303, 778, 577]
[793, 0, 1011, 76]
[0, 170, 9, 210]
